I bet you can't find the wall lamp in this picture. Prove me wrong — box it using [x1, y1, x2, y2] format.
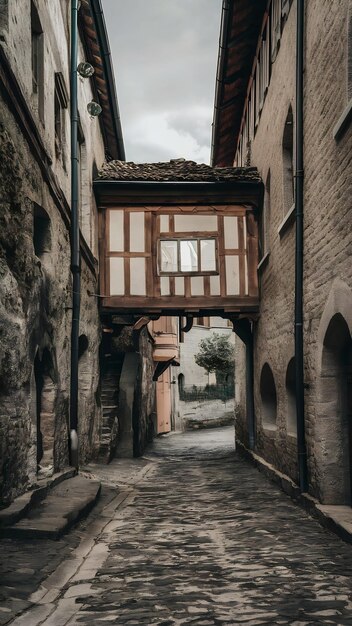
[77, 62, 95, 78]
[87, 101, 102, 116]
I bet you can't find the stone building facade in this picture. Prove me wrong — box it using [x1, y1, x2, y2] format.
[212, 0, 352, 504]
[171, 317, 235, 430]
[0, 0, 124, 503]
[175, 318, 234, 390]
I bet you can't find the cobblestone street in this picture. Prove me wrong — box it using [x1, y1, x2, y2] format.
[2, 427, 352, 625]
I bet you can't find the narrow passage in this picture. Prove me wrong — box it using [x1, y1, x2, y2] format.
[7, 427, 352, 625]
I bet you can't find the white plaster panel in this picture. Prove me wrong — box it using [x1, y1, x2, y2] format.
[224, 216, 239, 249]
[174, 215, 217, 232]
[160, 215, 169, 232]
[109, 211, 124, 251]
[130, 258, 146, 295]
[175, 277, 185, 295]
[130, 212, 145, 252]
[110, 258, 124, 295]
[160, 277, 170, 296]
[225, 256, 240, 295]
[210, 275, 221, 296]
[191, 276, 204, 296]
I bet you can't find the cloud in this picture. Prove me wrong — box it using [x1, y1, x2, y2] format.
[125, 108, 211, 163]
[101, 0, 222, 163]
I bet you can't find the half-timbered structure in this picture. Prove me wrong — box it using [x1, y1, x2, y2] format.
[95, 159, 263, 320]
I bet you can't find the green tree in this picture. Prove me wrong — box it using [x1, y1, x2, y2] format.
[194, 333, 235, 385]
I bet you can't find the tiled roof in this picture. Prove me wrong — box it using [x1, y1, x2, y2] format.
[98, 159, 261, 183]
[80, 0, 124, 161]
[211, 1, 267, 167]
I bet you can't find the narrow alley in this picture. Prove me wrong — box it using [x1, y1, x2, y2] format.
[2, 427, 352, 626]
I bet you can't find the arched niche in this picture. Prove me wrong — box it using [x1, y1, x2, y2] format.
[33, 348, 57, 475]
[316, 314, 352, 504]
[260, 363, 277, 430]
[33, 204, 52, 260]
[178, 373, 185, 397]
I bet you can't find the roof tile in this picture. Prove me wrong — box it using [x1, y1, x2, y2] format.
[98, 159, 261, 183]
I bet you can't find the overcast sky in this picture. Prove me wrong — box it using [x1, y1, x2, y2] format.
[101, 0, 222, 164]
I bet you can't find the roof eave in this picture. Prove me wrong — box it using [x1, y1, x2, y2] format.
[80, 0, 125, 161]
[211, 1, 267, 168]
[93, 178, 264, 207]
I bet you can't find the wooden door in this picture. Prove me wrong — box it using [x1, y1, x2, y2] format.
[156, 368, 171, 434]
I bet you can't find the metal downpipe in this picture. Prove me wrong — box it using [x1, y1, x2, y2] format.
[295, 0, 308, 492]
[232, 319, 255, 450]
[69, 0, 80, 469]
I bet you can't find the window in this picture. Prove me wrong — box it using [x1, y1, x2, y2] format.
[196, 317, 210, 327]
[271, 0, 281, 62]
[281, 0, 293, 23]
[33, 204, 51, 258]
[259, 171, 271, 260]
[159, 238, 217, 275]
[260, 363, 277, 429]
[31, 1, 44, 121]
[178, 373, 185, 395]
[54, 72, 68, 159]
[282, 106, 294, 215]
[0, 0, 9, 33]
[54, 91, 61, 155]
[333, 3, 352, 140]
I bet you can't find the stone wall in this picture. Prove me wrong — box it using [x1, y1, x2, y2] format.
[0, 0, 106, 503]
[134, 329, 156, 455]
[0, 96, 102, 503]
[109, 326, 156, 458]
[232, 0, 352, 500]
[302, 0, 352, 501]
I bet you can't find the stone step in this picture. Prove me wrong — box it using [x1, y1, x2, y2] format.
[0, 475, 101, 540]
[0, 469, 76, 528]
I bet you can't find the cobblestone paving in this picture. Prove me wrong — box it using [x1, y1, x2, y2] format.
[0, 487, 118, 625]
[4, 427, 352, 625]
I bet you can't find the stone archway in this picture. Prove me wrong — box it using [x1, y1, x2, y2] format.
[33, 348, 57, 476]
[316, 280, 352, 505]
[317, 314, 352, 504]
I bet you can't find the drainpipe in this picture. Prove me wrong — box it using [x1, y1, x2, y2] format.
[69, 0, 80, 469]
[232, 319, 255, 450]
[295, 0, 308, 492]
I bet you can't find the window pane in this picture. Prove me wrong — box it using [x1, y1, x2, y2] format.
[160, 240, 178, 273]
[180, 240, 198, 272]
[201, 240, 216, 271]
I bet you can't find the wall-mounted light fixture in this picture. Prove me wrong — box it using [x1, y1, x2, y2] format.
[77, 62, 94, 78]
[87, 101, 102, 116]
